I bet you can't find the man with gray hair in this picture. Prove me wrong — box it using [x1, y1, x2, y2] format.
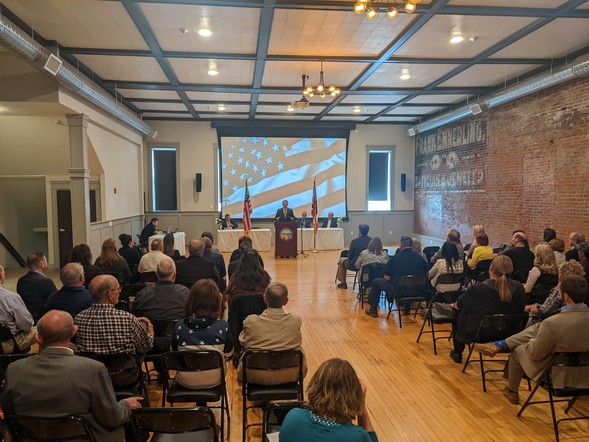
[2, 310, 143, 440]
[75, 275, 154, 355]
[202, 236, 227, 292]
[175, 238, 220, 290]
[132, 257, 188, 351]
[0, 265, 36, 353]
[566, 232, 585, 261]
[44, 262, 92, 318]
[238, 281, 307, 384]
[138, 238, 167, 274]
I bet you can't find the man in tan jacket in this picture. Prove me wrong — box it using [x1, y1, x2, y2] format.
[476, 275, 589, 404]
[238, 281, 307, 384]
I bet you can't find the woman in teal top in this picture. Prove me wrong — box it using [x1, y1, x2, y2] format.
[279, 358, 378, 442]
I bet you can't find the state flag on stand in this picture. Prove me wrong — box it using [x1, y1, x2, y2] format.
[311, 177, 318, 235]
[243, 181, 252, 236]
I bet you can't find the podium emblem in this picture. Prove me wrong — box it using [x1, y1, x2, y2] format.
[279, 228, 294, 242]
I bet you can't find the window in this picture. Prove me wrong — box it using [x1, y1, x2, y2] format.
[367, 149, 392, 211]
[151, 147, 177, 211]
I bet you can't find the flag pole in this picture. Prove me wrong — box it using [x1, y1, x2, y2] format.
[312, 177, 318, 253]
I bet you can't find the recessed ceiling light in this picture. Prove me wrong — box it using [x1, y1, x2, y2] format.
[287, 105, 294, 112]
[218, 104, 226, 111]
[450, 34, 464, 44]
[198, 27, 212, 37]
[353, 107, 361, 113]
[208, 62, 218, 76]
[400, 68, 411, 80]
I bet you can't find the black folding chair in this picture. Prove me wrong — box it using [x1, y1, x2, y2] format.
[162, 350, 229, 441]
[7, 415, 96, 441]
[132, 407, 218, 442]
[227, 294, 266, 357]
[0, 324, 31, 354]
[386, 275, 429, 328]
[242, 350, 305, 441]
[144, 319, 178, 384]
[423, 246, 440, 264]
[517, 351, 589, 442]
[357, 262, 387, 308]
[262, 401, 306, 442]
[461, 313, 528, 392]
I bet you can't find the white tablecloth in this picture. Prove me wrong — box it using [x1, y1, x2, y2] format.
[299, 228, 344, 251]
[217, 229, 272, 252]
[148, 232, 186, 252]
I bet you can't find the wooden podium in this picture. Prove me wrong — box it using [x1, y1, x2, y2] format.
[274, 222, 298, 258]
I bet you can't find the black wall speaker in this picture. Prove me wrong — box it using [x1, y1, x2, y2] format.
[400, 173, 406, 192]
[195, 173, 202, 192]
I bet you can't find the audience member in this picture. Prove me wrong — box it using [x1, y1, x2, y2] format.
[228, 236, 264, 271]
[565, 232, 585, 261]
[16, 251, 57, 323]
[202, 237, 227, 292]
[221, 213, 238, 230]
[175, 239, 221, 290]
[139, 217, 161, 248]
[464, 225, 485, 258]
[95, 239, 131, 283]
[299, 211, 311, 228]
[225, 249, 271, 305]
[132, 258, 188, 352]
[466, 233, 494, 270]
[524, 260, 585, 326]
[238, 282, 307, 384]
[173, 279, 233, 388]
[163, 232, 183, 261]
[579, 242, 589, 281]
[280, 358, 377, 442]
[411, 237, 428, 262]
[75, 275, 153, 355]
[475, 275, 589, 405]
[533, 227, 557, 253]
[354, 237, 389, 276]
[322, 212, 338, 228]
[448, 255, 526, 364]
[201, 231, 219, 253]
[0, 265, 36, 353]
[69, 244, 103, 289]
[2, 310, 142, 440]
[138, 239, 167, 274]
[502, 232, 534, 283]
[336, 224, 371, 289]
[523, 244, 559, 304]
[44, 263, 92, 318]
[428, 242, 464, 292]
[549, 238, 566, 267]
[118, 233, 143, 274]
[431, 229, 464, 262]
[366, 236, 428, 318]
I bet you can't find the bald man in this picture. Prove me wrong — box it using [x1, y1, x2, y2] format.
[175, 238, 221, 290]
[3, 310, 143, 440]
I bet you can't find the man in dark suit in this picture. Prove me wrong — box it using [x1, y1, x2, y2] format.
[2, 310, 143, 440]
[336, 224, 371, 289]
[202, 237, 227, 292]
[139, 217, 161, 248]
[322, 212, 338, 228]
[16, 251, 57, 323]
[366, 236, 428, 317]
[221, 213, 238, 230]
[275, 200, 296, 222]
[44, 262, 92, 318]
[175, 238, 221, 290]
[299, 211, 311, 228]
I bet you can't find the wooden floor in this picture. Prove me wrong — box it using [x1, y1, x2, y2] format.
[4, 249, 589, 441]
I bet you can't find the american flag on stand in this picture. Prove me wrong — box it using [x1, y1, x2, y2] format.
[311, 177, 318, 235]
[243, 181, 252, 236]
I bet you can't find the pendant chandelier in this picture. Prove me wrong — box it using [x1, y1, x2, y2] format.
[302, 61, 341, 99]
[353, 0, 421, 19]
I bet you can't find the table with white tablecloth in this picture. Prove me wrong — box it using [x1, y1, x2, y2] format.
[217, 229, 272, 252]
[148, 232, 186, 252]
[299, 227, 344, 251]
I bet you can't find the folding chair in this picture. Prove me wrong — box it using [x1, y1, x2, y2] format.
[7, 415, 95, 441]
[262, 401, 305, 442]
[132, 407, 218, 442]
[517, 351, 589, 442]
[461, 313, 528, 392]
[162, 350, 229, 441]
[357, 262, 386, 309]
[334, 250, 357, 288]
[386, 275, 429, 328]
[144, 319, 178, 383]
[423, 246, 440, 264]
[0, 324, 31, 354]
[242, 350, 304, 441]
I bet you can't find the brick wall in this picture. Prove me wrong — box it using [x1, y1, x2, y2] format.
[414, 76, 589, 247]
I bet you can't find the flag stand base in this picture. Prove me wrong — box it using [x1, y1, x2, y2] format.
[312, 249, 318, 254]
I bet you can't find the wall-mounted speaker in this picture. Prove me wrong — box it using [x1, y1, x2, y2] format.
[400, 173, 406, 192]
[195, 173, 202, 192]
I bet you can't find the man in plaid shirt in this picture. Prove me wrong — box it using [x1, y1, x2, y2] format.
[75, 275, 154, 354]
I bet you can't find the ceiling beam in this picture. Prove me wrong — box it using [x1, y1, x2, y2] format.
[248, 0, 274, 119]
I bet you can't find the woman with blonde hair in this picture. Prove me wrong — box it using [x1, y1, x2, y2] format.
[280, 358, 377, 441]
[525, 260, 585, 325]
[466, 233, 495, 270]
[523, 243, 560, 304]
[94, 238, 131, 283]
[465, 224, 486, 258]
[448, 255, 526, 363]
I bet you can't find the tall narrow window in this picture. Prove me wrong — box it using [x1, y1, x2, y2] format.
[367, 149, 392, 211]
[151, 148, 177, 211]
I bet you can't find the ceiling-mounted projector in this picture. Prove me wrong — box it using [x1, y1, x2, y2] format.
[291, 96, 310, 109]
